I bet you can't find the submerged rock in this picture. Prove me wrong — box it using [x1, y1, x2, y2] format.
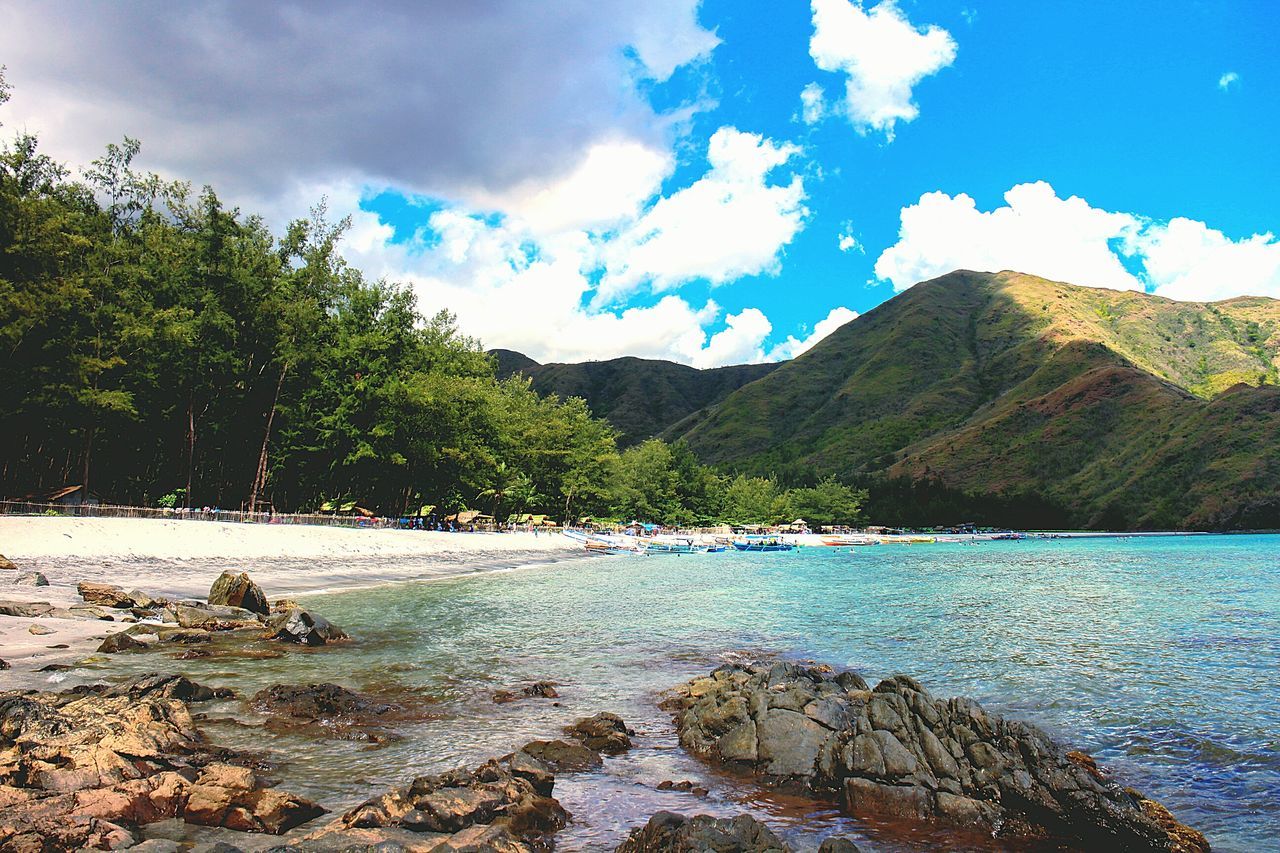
[302, 753, 568, 850]
[667, 662, 1208, 851]
[616, 811, 789, 853]
[207, 572, 269, 616]
[517, 739, 602, 771]
[251, 683, 392, 719]
[565, 712, 633, 754]
[263, 607, 348, 646]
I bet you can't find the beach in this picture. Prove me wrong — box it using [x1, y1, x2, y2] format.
[0, 516, 582, 677]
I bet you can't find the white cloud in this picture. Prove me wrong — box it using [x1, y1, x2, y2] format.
[837, 222, 862, 253]
[467, 139, 673, 235]
[595, 126, 808, 305]
[799, 82, 827, 124]
[1218, 71, 1240, 91]
[874, 180, 1280, 302]
[808, 0, 957, 138]
[692, 308, 773, 368]
[766, 306, 859, 360]
[1137, 218, 1280, 302]
[874, 181, 1144, 292]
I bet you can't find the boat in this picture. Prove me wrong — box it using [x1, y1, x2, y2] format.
[823, 534, 879, 547]
[732, 536, 794, 552]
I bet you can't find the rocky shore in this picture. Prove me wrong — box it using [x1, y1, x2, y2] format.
[664, 661, 1209, 852]
[0, 558, 1213, 851]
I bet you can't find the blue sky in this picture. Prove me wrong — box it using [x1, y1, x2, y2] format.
[4, 0, 1278, 365]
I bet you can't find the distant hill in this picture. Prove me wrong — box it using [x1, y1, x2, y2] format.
[490, 350, 779, 446]
[672, 271, 1280, 530]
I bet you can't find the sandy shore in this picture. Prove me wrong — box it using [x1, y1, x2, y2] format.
[0, 516, 584, 679]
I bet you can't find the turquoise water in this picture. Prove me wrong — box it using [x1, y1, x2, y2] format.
[93, 536, 1278, 851]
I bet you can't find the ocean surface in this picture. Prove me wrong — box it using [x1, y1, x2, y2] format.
[81, 535, 1279, 851]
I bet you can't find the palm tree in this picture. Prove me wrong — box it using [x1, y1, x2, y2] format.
[475, 461, 530, 524]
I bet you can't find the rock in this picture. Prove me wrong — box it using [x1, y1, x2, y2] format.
[0, 659, 8, 670]
[0, 554, 17, 570]
[817, 837, 861, 853]
[666, 661, 1208, 851]
[251, 683, 392, 720]
[524, 680, 559, 698]
[104, 674, 234, 702]
[564, 712, 633, 754]
[263, 607, 348, 646]
[207, 572, 269, 616]
[0, 678, 320, 843]
[517, 740, 602, 771]
[77, 581, 136, 608]
[97, 631, 147, 653]
[656, 780, 709, 796]
[174, 603, 263, 631]
[307, 754, 567, 849]
[615, 812, 789, 852]
[10, 572, 48, 587]
[26, 624, 54, 636]
[0, 601, 54, 618]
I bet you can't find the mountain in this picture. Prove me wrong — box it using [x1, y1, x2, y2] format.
[672, 271, 1280, 530]
[490, 349, 779, 446]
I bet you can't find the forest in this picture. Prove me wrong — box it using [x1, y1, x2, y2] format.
[0, 78, 866, 529]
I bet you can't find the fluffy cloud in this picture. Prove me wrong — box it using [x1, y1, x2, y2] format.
[595, 127, 808, 305]
[874, 182, 1144, 292]
[0, 0, 717, 209]
[799, 82, 827, 124]
[1218, 71, 1240, 91]
[325, 125, 827, 368]
[808, 0, 957, 138]
[874, 181, 1280, 301]
[766, 307, 859, 360]
[1138, 218, 1280, 301]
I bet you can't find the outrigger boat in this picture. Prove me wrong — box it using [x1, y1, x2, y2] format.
[731, 535, 794, 552]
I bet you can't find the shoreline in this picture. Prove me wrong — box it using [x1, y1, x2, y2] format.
[0, 516, 588, 679]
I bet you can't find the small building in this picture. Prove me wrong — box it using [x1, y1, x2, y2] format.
[25, 485, 101, 507]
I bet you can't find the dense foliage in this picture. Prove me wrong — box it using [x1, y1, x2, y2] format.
[0, 101, 867, 527]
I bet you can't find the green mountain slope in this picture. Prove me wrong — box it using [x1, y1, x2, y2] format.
[674, 271, 1280, 529]
[491, 350, 779, 446]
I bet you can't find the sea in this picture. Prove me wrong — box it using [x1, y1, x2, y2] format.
[73, 535, 1280, 851]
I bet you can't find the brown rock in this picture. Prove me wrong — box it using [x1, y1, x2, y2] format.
[97, 631, 147, 653]
[26, 624, 54, 636]
[0, 554, 17, 570]
[564, 712, 633, 754]
[207, 572, 269, 616]
[615, 811, 789, 852]
[77, 582, 135, 608]
[518, 740, 602, 771]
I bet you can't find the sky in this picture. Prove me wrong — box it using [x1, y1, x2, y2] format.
[1, 0, 1277, 366]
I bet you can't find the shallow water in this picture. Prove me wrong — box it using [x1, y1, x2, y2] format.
[63, 535, 1280, 851]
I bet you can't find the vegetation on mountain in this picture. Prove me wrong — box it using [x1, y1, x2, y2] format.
[492, 350, 777, 446]
[674, 271, 1280, 530]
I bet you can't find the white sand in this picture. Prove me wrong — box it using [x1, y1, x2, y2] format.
[0, 516, 585, 681]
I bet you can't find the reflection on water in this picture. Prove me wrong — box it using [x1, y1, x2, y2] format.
[49, 535, 1280, 852]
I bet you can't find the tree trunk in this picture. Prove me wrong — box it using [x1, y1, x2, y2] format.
[82, 425, 94, 497]
[185, 392, 196, 507]
[249, 364, 288, 513]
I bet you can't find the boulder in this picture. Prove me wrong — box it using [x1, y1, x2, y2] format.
[0, 555, 17, 570]
[817, 838, 861, 853]
[0, 601, 54, 619]
[104, 674, 234, 702]
[207, 572, 269, 616]
[10, 572, 48, 587]
[307, 754, 567, 849]
[565, 712, 633, 754]
[173, 603, 262, 630]
[263, 607, 348, 646]
[97, 632, 147, 653]
[0, 659, 8, 670]
[667, 662, 1208, 852]
[517, 740, 602, 771]
[615, 812, 789, 852]
[26, 624, 54, 636]
[77, 582, 136, 608]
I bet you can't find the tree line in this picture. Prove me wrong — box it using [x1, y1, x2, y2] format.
[0, 85, 867, 528]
